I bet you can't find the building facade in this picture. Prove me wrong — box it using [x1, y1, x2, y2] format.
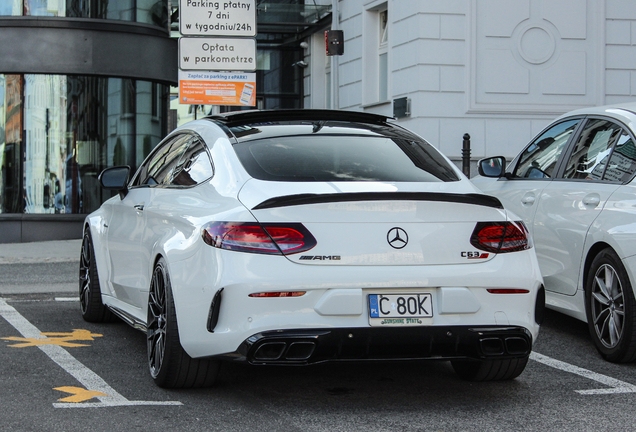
[303, 0, 636, 166]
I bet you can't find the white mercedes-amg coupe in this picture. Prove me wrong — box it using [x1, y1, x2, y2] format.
[80, 109, 544, 388]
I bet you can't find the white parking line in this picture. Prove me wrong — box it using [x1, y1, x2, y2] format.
[0, 298, 182, 408]
[54, 297, 78, 302]
[531, 352, 636, 394]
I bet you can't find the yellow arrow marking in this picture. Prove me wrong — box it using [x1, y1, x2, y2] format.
[41, 329, 103, 341]
[54, 386, 107, 403]
[2, 329, 103, 348]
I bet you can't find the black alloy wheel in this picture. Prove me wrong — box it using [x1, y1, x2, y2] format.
[586, 248, 636, 363]
[147, 261, 168, 382]
[147, 257, 219, 388]
[79, 231, 113, 322]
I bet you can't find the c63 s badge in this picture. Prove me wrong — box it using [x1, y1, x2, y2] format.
[461, 251, 489, 259]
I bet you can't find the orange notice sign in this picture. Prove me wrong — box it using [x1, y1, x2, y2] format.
[179, 72, 256, 106]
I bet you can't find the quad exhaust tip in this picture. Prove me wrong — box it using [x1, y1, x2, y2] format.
[479, 336, 529, 356]
[253, 341, 316, 362]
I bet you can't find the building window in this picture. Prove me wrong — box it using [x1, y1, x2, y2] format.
[151, 83, 159, 118]
[0, 2, 21, 15]
[0, 75, 23, 213]
[378, 9, 388, 102]
[363, 2, 389, 106]
[121, 79, 135, 116]
[4, 1, 168, 29]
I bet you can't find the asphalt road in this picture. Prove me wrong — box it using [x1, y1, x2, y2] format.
[2, 260, 636, 431]
[0, 262, 77, 294]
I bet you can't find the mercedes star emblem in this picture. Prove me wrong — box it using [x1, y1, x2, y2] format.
[387, 227, 408, 249]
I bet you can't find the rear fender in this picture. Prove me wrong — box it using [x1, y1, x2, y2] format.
[84, 210, 115, 299]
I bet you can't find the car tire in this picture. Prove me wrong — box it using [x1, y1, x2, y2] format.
[585, 248, 636, 363]
[450, 356, 529, 381]
[147, 258, 220, 388]
[79, 231, 114, 323]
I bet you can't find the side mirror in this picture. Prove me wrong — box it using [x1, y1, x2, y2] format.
[98, 166, 130, 199]
[478, 156, 507, 178]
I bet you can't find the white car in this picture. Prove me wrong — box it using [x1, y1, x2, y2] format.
[80, 109, 543, 388]
[473, 101, 636, 364]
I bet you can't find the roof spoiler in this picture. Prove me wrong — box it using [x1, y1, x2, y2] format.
[203, 109, 394, 126]
[253, 192, 504, 210]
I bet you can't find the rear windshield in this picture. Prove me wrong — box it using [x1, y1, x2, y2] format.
[232, 135, 459, 182]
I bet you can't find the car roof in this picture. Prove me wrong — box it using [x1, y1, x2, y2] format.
[557, 101, 636, 122]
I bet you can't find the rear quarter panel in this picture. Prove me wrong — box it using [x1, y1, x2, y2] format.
[590, 183, 636, 260]
[84, 197, 116, 298]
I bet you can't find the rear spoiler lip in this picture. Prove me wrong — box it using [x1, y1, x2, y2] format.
[252, 192, 504, 210]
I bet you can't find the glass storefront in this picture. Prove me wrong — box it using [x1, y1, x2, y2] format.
[0, 74, 167, 215]
[258, 48, 304, 109]
[2, 0, 168, 28]
[0, 75, 22, 213]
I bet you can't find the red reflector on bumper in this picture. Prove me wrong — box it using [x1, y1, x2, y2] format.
[487, 289, 530, 294]
[248, 291, 306, 298]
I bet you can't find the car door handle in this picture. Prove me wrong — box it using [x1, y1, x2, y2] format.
[583, 194, 600, 207]
[521, 194, 536, 205]
[134, 204, 145, 212]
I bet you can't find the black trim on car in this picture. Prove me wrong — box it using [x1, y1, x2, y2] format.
[207, 288, 224, 332]
[204, 109, 393, 126]
[218, 326, 532, 365]
[535, 285, 546, 325]
[252, 192, 504, 210]
[107, 305, 147, 332]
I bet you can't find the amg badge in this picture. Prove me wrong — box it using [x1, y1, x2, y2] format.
[299, 255, 341, 261]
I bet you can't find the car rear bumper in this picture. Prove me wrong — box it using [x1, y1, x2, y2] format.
[218, 325, 533, 365]
[166, 244, 543, 359]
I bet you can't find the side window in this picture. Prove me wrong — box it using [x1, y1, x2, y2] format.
[602, 131, 636, 183]
[562, 119, 624, 180]
[167, 139, 214, 186]
[131, 137, 176, 187]
[514, 119, 580, 179]
[146, 135, 191, 186]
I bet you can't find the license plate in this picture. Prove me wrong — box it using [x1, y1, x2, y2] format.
[368, 293, 433, 326]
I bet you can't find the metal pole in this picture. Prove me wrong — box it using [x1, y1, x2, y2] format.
[331, 0, 340, 109]
[462, 133, 471, 177]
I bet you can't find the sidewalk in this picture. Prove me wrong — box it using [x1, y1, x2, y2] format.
[0, 239, 82, 264]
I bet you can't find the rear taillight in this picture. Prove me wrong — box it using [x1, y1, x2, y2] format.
[202, 222, 317, 255]
[470, 221, 530, 253]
